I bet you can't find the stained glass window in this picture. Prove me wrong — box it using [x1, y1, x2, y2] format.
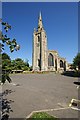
[48, 53, 54, 66]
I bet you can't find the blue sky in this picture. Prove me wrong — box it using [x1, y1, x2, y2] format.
[0, 2, 2, 30]
[2, 2, 78, 65]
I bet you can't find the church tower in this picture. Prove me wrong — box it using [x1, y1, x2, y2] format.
[32, 12, 48, 71]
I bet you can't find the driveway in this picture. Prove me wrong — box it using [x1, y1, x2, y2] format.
[2, 73, 79, 118]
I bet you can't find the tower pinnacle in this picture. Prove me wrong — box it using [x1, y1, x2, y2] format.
[39, 11, 42, 20]
[38, 11, 43, 29]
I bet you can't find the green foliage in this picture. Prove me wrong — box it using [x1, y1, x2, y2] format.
[1, 53, 12, 83]
[73, 53, 80, 70]
[30, 112, 58, 119]
[29, 66, 32, 71]
[2, 72, 11, 84]
[0, 18, 20, 53]
[2, 55, 30, 73]
[0, 19, 20, 83]
[10, 58, 30, 71]
[2, 53, 11, 71]
[2, 53, 11, 60]
[69, 64, 76, 70]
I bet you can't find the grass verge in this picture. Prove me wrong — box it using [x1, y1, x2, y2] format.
[27, 112, 58, 120]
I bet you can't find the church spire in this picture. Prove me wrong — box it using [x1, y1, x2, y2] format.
[38, 11, 43, 30]
[39, 11, 42, 20]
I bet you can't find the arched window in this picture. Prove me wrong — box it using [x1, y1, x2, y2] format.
[48, 53, 54, 66]
[64, 61, 66, 71]
[38, 34, 41, 42]
[60, 60, 64, 68]
[38, 35, 40, 42]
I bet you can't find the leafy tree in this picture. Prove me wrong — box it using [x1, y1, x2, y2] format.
[0, 19, 20, 52]
[30, 66, 32, 71]
[2, 57, 30, 74]
[2, 53, 11, 71]
[12, 58, 24, 70]
[0, 18, 20, 83]
[25, 59, 29, 67]
[11, 58, 30, 71]
[73, 53, 80, 70]
[2, 53, 11, 60]
[0, 19, 20, 120]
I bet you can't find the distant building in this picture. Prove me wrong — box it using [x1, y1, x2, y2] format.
[32, 12, 68, 72]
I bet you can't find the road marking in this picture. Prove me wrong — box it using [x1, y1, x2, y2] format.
[10, 82, 20, 86]
[71, 107, 80, 111]
[69, 98, 80, 111]
[57, 103, 67, 108]
[26, 107, 70, 119]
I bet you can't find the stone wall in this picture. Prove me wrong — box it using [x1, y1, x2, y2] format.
[32, 12, 68, 72]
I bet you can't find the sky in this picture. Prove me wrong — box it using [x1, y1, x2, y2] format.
[2, 2, 78, 65]
[0, 2, 2, 30]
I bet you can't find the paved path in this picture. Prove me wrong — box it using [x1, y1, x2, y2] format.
[2, 73, 79, 119]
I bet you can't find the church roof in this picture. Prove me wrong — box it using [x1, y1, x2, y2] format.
[48, 50, 58, 53]
[48, 50, 59, 56]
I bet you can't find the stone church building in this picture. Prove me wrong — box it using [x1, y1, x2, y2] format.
[32, 12, 68, 72]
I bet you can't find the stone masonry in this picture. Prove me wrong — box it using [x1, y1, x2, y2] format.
[32, 12, 68, 72]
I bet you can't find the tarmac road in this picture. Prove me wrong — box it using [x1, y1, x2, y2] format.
[2, 73, 79, 119]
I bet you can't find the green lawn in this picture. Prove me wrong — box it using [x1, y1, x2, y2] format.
[28, 112, 58, 120]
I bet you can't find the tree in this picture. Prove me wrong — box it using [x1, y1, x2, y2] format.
[11, 58, 30, 71]
[12, 58, 24, 70]
[0, 19, 20, 120]
[2, 53, 11, 60]
[73, 53, 80, 70]
[25, 59, 29, 67]
[2, 53, 11, 71]
[0, 18, 20, 83]
[0, 19, 20, 53]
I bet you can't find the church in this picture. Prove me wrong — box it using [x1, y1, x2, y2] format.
[32, 12, 68, 72]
